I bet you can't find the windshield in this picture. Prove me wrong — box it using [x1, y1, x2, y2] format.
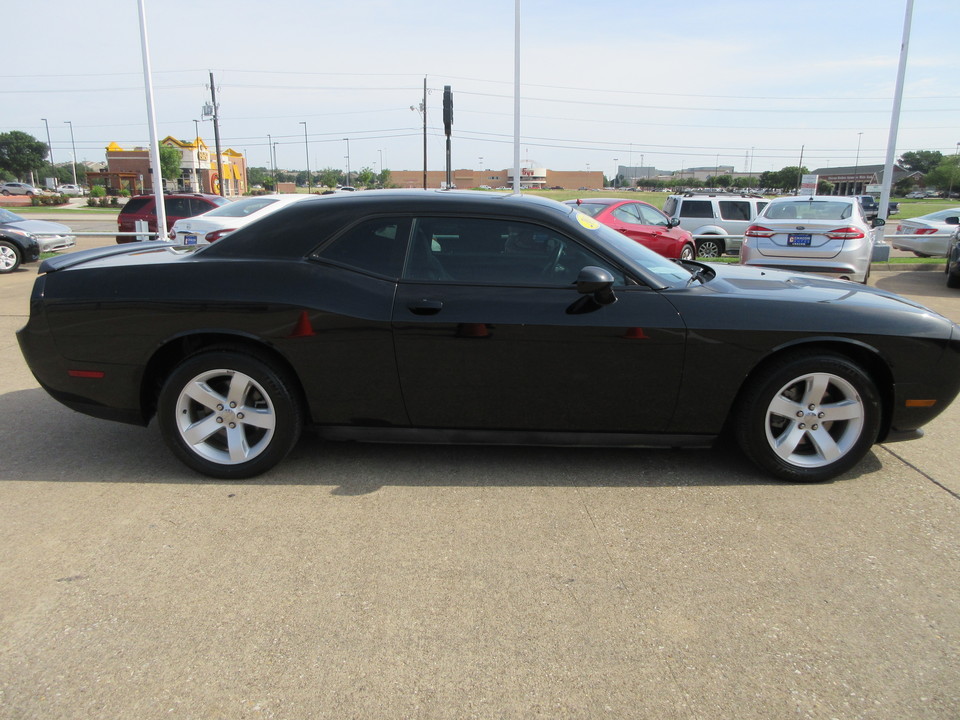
[0, 209, 24, 223]
[764, 201, 853, 221]
[201, 197, 280, 218]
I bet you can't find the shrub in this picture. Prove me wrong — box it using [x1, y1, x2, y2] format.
[89, 186, 107, 198]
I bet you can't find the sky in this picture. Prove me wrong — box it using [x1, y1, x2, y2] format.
[3, 0, 959, 179]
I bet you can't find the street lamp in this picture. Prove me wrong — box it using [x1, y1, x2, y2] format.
[299, 121, 310, 193]
[343, 137, 351, 187]
[41, 118, 55, 187]
[613, 158, 618, 189]
[64, 120, 77, 185]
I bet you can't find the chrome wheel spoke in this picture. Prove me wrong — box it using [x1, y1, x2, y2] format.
[183, 414, 222, 446]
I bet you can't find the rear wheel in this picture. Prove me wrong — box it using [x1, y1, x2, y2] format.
[0, 241, 21, 273]
[158, 350, 303, 479]
[735, 352, 881, 482]
[696, 236, 724, 258]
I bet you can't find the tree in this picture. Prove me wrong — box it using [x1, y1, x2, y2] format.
[159, 146, 181, 183]
[317, 167, 341, 188]
[355, 167, 376, 187]
[923, 155, 960, 192]
[0, 131, 48, 180]
[898, 150, 943, 175]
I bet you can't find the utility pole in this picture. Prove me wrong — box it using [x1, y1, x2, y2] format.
[209, 71, 225, 196]
[65, 121, 77, 185]
[422, 76, 428, 190]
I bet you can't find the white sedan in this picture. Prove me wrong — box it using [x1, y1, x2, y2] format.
[56, 184, 85, 196]
[168, 194, 313, 245]
[740, 195, 883, 284]
[891, 208, 960, 257]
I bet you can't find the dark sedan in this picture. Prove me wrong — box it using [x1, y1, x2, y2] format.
[564, 198, 696, 260]
[17, 191, 960, 482]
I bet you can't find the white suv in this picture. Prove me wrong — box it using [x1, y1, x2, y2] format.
[662, 192, 768, 257]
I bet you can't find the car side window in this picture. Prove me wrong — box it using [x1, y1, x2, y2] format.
[637, 204, 669, 227]
[164, 198, 193, 217]
[679, 200, 713, 219]
[311, 217, 409, 279]
[718, 201, 751, 222]
[120, 197, 152, 215]
[756, 201, 768, 216]
[403, 217, 623, 286]
[611, 204, 644, 225]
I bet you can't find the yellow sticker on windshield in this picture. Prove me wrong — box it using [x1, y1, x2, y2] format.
[576, 212, 600, 230]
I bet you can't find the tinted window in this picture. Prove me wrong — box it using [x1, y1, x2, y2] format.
[119, 197, 153, 216]
[766, 201, 853, 220]
[403, 217, 623, 286]
[679, 200, 713, 218]
[165, 197, 193, 216]
[718, 201, 751, 221]
[312, 217, 409, 278]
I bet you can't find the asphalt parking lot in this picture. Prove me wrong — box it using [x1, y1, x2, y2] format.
[1, 226, 958, 719]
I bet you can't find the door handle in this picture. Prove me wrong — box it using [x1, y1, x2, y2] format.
[409, 299, 443, 315]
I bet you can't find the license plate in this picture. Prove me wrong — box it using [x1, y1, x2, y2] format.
[787, 233, 812, 246]
[184, 234, 197, 245]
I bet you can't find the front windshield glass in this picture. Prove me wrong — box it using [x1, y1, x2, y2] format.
[0, 208, 24, 223]
[765, 201, 853, 220]
[570, 210, 694, 285]
[201, 197, 279, 218]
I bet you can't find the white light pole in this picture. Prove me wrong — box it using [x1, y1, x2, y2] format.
[41, 118, 54, 187]
[137, 0, 166, 234]
[854, 131, 863, 194]
[64, 121, 78, 185]
[300, 121, 310, 193]
[343, 137, 351, 187]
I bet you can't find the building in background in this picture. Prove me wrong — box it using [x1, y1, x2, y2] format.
[85, 136, 247, 196]
[388, 167, 604, 190]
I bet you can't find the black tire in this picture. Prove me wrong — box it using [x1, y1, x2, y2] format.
[157, 350, 303, 479]
[735, 352, 881, 482]
[947, 264, 960, 289]
[0, 190, 9, 196]
[679, 244, 696, 261]
[696, 236, 724, 258]
[0, 240, 22, 274]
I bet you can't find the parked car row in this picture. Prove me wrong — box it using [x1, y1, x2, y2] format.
[0, 182, 87, 196]
[891, 208, 960, 257]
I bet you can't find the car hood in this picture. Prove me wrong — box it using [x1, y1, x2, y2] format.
[2, 218, 74, 237]
[700, 261, 942, 316]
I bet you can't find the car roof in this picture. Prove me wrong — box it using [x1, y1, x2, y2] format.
[769, 195, 855, 204]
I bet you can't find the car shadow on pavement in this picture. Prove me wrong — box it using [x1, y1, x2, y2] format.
[1, 388, 881, 490]
[873, 268, 954, 300]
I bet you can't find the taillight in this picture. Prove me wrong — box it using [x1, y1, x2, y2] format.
[204, 229, 235, 242]
[825, 227, 865, 240]
[913, 228, 937, 235]
[744, 224, 774, 238]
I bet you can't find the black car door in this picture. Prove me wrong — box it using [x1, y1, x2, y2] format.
[392, 216, 686, 433]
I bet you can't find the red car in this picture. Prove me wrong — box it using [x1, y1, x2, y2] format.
[564, 198, 696, 260]
[117, 193, 229, 243]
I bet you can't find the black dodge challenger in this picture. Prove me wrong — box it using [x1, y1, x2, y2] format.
[16, 191, 960, 481]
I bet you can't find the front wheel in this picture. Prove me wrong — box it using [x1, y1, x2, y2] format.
[0, 241, 22, 273]
[679, 244, 696, 261]
[158, 350, 303, 479]
[696, 236, 724, 258]
[735, 353, 881, 482]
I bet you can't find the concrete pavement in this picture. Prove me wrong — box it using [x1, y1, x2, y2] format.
[1, 249, 958, 719]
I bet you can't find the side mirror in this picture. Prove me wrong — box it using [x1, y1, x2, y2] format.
[575, 266, 617, 306]
[944, 216, 959, 226]
[871, 217, 886, 228]
[667, 217, 681, 228]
